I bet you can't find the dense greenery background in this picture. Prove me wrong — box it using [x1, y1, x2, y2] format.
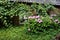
[0, 0, 60, 40]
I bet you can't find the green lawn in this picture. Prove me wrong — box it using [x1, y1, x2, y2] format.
[0, 26, 60, 40]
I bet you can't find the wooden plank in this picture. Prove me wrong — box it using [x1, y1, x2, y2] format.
[56, 0, 60, 5]
[8, 0, 44, 3]
[8, 0, 60, 5]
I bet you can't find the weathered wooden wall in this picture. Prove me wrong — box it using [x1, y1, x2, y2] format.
[8, 0, 60, 5]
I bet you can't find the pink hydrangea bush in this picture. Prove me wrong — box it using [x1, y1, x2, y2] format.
[25, 16, 59, 33]
[37, 19, 42, 23]
[28, 15, 42, 23]
[28, 15, 40, 19]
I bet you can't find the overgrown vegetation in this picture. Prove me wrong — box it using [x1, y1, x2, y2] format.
[0, 1, 57, 27]
[25, 15, 60, 33]
[0, 1, 32, 27]
[0, 0, 60, 40]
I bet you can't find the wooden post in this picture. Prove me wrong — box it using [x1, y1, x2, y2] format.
[12, 16, 20, 26]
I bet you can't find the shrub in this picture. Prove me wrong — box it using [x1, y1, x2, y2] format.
[0, 1, 22, 27]
[24, 16, 59, 33]
[0, 1, 58, 28]
[31, 3, 55, 16]
[0, 1, 31, 27]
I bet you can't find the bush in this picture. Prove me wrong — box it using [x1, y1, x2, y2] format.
[0, 1, 32, 27]
[24, 15, 59, 33]
[0, 1, 58, 28]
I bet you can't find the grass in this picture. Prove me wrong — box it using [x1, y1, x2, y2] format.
[0, 26, 60, 40]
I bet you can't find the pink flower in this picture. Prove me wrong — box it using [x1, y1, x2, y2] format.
[54, 19, 60, 24]
[37, 19, 42, 23]
[28, 15, 40, 19]
[32, 16, 36, 18]
[35, 15, 40, 18]
[54, 19, 59, 23]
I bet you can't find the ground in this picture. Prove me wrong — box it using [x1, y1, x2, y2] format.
[0, 26, 60, 40]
